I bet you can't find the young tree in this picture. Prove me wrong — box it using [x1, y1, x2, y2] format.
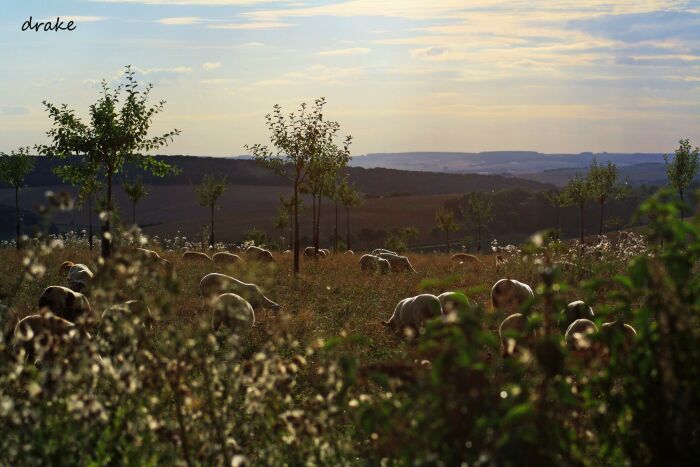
[278, 195, 294, 249]
[246, 98, 351, 274]
[336, 179, 362, 251]
[461, 192, 493, 252]
[0, 147, 35, 250]
[274, 205, 289, 249]
[543, 188, 568, 240]
[195, 174, 227, 247]
[588, 158, 620, 235]
[664, 139, 700, 219]
[123, 176, 148, 225]
[435, 207, 458, 252]
[39, 65, 180, 258]
[403, 226, 419, 249]
[77, 177, 101, 251]
[564, 173, 590, 243]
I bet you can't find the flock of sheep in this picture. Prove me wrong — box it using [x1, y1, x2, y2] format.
[8, 245, 637, 365]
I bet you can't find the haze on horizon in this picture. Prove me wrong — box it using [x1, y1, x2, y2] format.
[1, 0, 699, 157]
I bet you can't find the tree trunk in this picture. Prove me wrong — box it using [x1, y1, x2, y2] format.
[293, 182, 300, 275]
[88, 196, 93, 251]
[311, 193, 317, 250]
[555, 205, 560, 240]
[346, 206, 351, 251]
[288, 213, 293, 249]
[132, 200, 137, 225]
[314, 192, 322, 259]
[15, 186, 20, 250]
[101, 170, 113, 258]
[209, 204, 215, 247]
[598, 200, 604, 236]
[680, 189, 685, 220]
[334, 200, 339, 252]
[579, 204, 585, 243]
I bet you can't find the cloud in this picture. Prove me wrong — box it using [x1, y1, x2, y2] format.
[94, 0, 279, 5]
[156, 17, 206, 25]
[207, 21, 294, 30]
[0, 106, 29, 116]
[202, 61, 222, 70]
[243, 42, 265, 47]
[134, 66, 193, 74]
[410, 46, 451, 60]
[317, 47, 371, 56]
[40, 15, 108, 23]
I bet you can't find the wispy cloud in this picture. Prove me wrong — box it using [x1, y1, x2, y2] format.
[207, 21, 294, 30]
[317, 47, 371, 56]
[94, 0, 279, 5]
[156, 17, 206, 25]
[202, 61, 222, 70]
[41, 15, 108, 22]
[0, 106, 29, 116]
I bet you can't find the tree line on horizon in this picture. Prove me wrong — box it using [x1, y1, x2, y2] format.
[1, 65, 699, 270]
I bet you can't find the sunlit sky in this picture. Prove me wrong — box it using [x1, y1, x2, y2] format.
[1, 0, 699, 156]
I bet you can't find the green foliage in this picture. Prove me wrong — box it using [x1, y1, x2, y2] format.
[243, 227, 268, 245]
[194, 174, 227, 209]
[0, 147, 35, 189]
[664, 138, 699, 217]
[461, 192, 493, 251]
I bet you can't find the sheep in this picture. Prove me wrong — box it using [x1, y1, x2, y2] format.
[304, 246, 327, 258]
[372, 248, 397, 256]
[499, 313, 530, 357]
[136, 247, 172, 267]
[359, 254, 391, 274]
[245, 245, 275, 263]
[600, 321, 637, 354]
[59, 261, 75, 276]
[213, 251, 242, 265]
[565, 319, 598, 352]
[101, 300, 154, 331]
[211, 293, 255, 333]
[344, 250, 355, 255]
[199, 273, 280, 310]
[12, 312, 80, 363]
[383, 294, 443, 333]
[182, 251, 213, 262]
[450, 253, 480, 265]
[67, 263, 94, 292]
[438, 291, 471, 316]
[559, 300, 594, 332]
[39, 286, 92, 323]
[378, 253, 417, 273]
[491, 279, 534, 315]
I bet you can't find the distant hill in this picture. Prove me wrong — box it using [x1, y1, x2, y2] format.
[519, 163, 677, 187]
[10, 156, 549, 196]
[350, 151, 666, 175]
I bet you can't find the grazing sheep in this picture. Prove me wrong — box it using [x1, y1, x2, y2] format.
[499, 313, 529, 357]
[211, 293, 256, 333]
[565, 319, 598, 352]
[304, 246, 328, 258]
[101, 300, 153, 331]
[13, 312, 79, 363]
[450, 253, 480, 265]
[359, 254, 391, 274]
[320, 248, 331, 256]
[383, 294, 443, 333]
[372, 248, 397, 256]
[438, 292, 471, 316]
[67, 263, 94, 292]
[212, 251, 242, 265]
[559, 300, 595, 332]
[136, 247, 172, 266]
[600, 321, 637, 353]
[182, 251, 213, 262]
[199, 273, 280, 310]
[245, 245, 275, 263]
[344, 250, 355, 255]
[491, 279, 534, 314]
[283, 250, 292, 254]
[39, 286, 92, 322]
[378, 253, 417, 273]
[59, 261, 75, 276]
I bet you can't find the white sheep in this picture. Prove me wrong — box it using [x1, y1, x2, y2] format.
[136, 248, 171, 268]
[39, 286, 92, 323]
[565, 319, 598, 352]
[498, 313, 530, 357]
[212, 251, 242, 265]
[211, 293, 255, 333]
[101, 300, 154, 331]
[490, 279, 534, 314]
[199, 273, 280, 310]
[359, 254, 391, 274]
[13, 311, 82, 363]
[559, 300, 594, 332]
[67, 263, 94, 292]
[372, 248, 397, 256]
[437, 291, 471, 316]
[245, 245, 275, 263]
[450, 253, 480, 265]
[344, 250, 355, 255]
[383, 294, 443, 332]
[378, 253, 417, 273]
[182, 251, 213, 262]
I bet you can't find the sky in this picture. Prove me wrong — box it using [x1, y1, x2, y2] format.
[1, 0, 699, 156]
